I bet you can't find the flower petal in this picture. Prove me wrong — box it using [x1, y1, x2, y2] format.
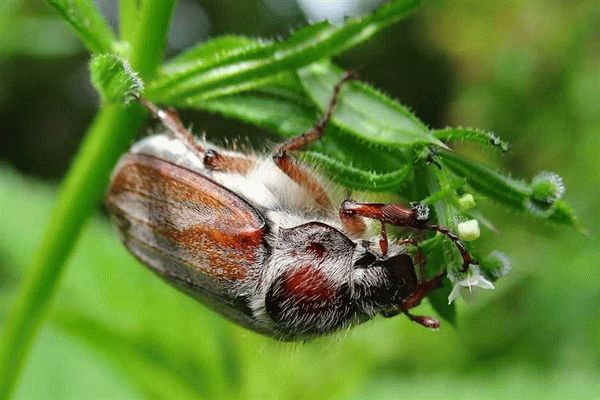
[448, 285, 462, 304]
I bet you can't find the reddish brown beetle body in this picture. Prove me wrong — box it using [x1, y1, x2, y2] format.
[106, 75, 474, 340]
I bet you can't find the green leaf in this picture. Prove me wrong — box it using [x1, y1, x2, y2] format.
[438, 151, 578, 226]
[302, 151, 413, 191]
[200, 89, 314, 138]
[427, 277, 456, 326]
[90, 54, 144, 104]
[298, 62, 444, 148]
[432, 127, 511, 153]
[146, 0, 423, 103]
[548, 200, 581, 228]
[438, 151, 529, 209]
[47, 0, 116, 54]
[162, 35, 268, 75]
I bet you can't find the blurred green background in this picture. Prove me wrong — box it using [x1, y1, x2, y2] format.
[1, 0, 599, 398]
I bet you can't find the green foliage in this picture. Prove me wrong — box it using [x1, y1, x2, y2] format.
[437, 151, 577, 227]
[0, 0, 80, 57]
[304, 151, 414, 191]
[298, 62, 443, 148]
[2, 168, 599, 399]
[432, 127, 511, 153]
[0, 0, 591, 398]
[90, 55, 144, 104]
[46, 0, 116, 54]
[161, 35, 265, 75]
[0, 15, 80, 57]
[146, 0, 423, 103]
[0, 1, 174, 398]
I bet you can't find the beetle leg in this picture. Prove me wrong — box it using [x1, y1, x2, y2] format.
[396, 237, 425, 280]
[339, 204, 367, 237]
[403, 311, 440, 329]
[203, 149, 255, 174]
[139, 98, 255, 174]
[402, 271, 444, 329]
[379, 222, 389, 256]
[382, 308, 440, 330]
[425, 224, 474, 272]
[276, 70, 355, 153]
[340, 200, 475, 272]
[273, 152, 332, 207]
[273, 71, 355, 208]
[138, 97, 205, 157]
[382, 271, 444, 329]
[401, 270, 445, 310]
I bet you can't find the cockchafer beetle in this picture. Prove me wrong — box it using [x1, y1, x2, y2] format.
[106, 72, 475, 340]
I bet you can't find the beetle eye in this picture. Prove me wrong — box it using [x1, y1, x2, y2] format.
[378, 253, 418, 297]
[353, 251, 377, 268]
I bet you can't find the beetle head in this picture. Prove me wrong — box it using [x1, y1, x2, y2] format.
[352, 245, 419, 313]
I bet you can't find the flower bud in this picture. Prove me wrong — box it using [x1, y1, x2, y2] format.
[481, 250, 512, 280]
[458, 193, 476, 211]
[531, 171, 565, 203]
[457, 219, 480, 241]
[526, 171, 565, 216]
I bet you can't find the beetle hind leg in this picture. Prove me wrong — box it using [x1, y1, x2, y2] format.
[138, 98, 205, 156]
[138, 98, 255, 174]
[272, 71, 355, 209]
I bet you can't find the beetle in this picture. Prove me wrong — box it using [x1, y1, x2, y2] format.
[106, 72, 475, 340]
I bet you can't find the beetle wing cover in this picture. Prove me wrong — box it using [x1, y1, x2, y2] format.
[106, 153, 266, 292]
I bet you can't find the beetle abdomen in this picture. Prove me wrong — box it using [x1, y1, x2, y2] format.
[106, 153, 270, 331]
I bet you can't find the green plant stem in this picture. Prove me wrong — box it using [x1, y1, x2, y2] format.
[0, 1, 175, 398]
[0, 105, 144, 399]
[118, 0, 139, 44]
[129, 0, 175, 78]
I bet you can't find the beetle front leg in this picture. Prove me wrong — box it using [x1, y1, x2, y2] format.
[340, 199, 475, 272]
[401, 270, 445, 310]
[381, 308, 441, 330]
[403, 311, 440, 329]
[381, 271, 444, 329]
[402, 270, 445, 329]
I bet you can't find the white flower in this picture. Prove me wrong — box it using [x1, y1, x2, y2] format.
[448, 266, 495, 304]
